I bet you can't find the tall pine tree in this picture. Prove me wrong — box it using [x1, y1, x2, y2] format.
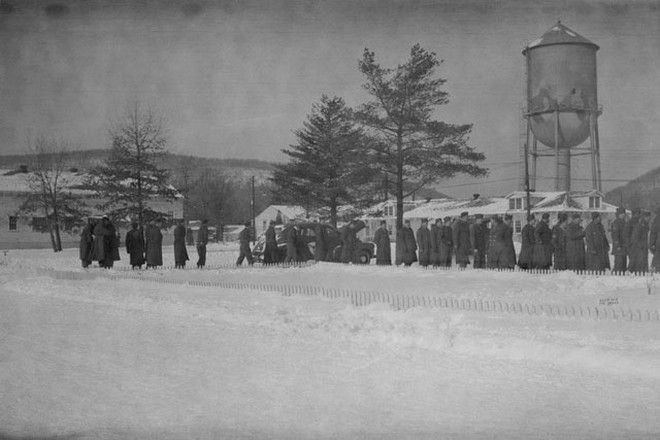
[271, 95, 376, 227]
[357, 44, 488, 230]
[87, 104, 178, 226]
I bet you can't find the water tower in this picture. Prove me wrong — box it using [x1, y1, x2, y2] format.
[521, 22, 602, 192]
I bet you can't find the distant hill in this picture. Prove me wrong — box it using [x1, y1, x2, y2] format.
[0, 149, 276, 187]
[605, 167, 660, 210]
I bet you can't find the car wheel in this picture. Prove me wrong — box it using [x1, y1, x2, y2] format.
[356, 250, 371, 265]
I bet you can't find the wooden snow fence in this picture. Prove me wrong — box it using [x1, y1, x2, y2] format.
[44, 268, 660, 323]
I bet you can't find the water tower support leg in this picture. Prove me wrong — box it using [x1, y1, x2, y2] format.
[589, 112, 598, 191]
[531, 136, 538, 191]
[594, 117, 602, 192]
[554, 110, 560, 191]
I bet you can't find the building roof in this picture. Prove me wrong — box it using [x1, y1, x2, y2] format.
[524, 22, 598, 53]
[0, 169, 91, 194]
[264, 205, 307, 220]
[403, 197, 510, 220]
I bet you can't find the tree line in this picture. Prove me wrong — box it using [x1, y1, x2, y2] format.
[270, 44, 488, 230]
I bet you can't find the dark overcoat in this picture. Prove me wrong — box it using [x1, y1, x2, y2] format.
[340, 226, 356, 263]
[504, 223, 517, 267]
[566, 222, 586, 270]
[649, 216, 660, 270]
[145, 225, 163, 267]
[313, 223, 327, 262]
[125, 228, 145, 267]
[439, 225, 453, 266]
[430, 224, 441, 266]
[532, 221, 553, 269]
[373, 227, 391, 265]
[453, 220, 471, 267]
[284, 225, 298, 261]
[416, 226, 431, 266]
[472, 223, 488, 269]
[395, 227, 417, 266]
[173, 225, 189, 265]
[610, 218, 627, 256]
[518, 224, 535, 269]
[627, 218, 649, 273]
[92, 221, 108, 262]
[551, 225, 567, 270]
[79, 224, 94, 265]
[490, 222, 515, 269]
[585, 221, 610, 271]
[264, 225, 278, 264]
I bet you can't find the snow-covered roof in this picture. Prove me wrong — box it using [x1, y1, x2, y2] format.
[0, 169, 91, 194]
[524, 22, 598, 52]
[506, 190, 617, 213]
[403, 197, 510, 220]
[267, 205, 307, 220]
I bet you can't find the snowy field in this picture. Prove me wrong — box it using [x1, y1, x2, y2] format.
[2, 245, 660, 439]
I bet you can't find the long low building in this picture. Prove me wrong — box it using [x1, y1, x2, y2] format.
[0, 168, 184, 249]
[358, 191, 619, 242]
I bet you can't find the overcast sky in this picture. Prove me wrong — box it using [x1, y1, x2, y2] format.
[0, 0, 659, 197]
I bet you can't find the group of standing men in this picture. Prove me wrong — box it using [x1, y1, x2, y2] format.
[368, 207, 660, 273]
[80, 217, 210, 269]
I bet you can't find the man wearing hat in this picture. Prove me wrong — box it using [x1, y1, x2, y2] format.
[125, 221, 145, 269]
[145, 219, 163, 268]
[395, 219, 417, 266]
[440, 216, 454, 267]
[453, 212, 471, 268]
[416, 218, 431, 267]
[518, 214, 536, 270]
[610, 207, 628, 272]
[628, 209, 649, 273]
[374, 220, 391, 265]
[430, 218, 442, 267]
[471, 214, 488, 269]
[585, 212, 610, 271]
[283, 218, 298, 263]
[552, 213, 568, 270]
[649, 207, 660, 271]
[624, 208, 640, 266]
[79, 217, 95, 268]
[236, 220, 254, 266]
[532, 212, 553, 270]
[502, 214, 517, 268]
[566, 213, 586, 270]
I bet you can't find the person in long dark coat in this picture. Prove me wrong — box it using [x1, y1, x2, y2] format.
[486, 216, 499, 269]
[373, 220, 391, 265]
[489, 216, 515, 269]
[145, 220, 163, 268]
[532, 213, 553, 269]
[649, 207, 660, 272]
[396, 220, 417, 266]
[263, 220, 278, 265]
[585, 212, 610, 271]
[340, 222, 357, 263]
[440, 216, 454, 267]
[566, 214, 586, 271]
[472, 214, 488, 269]
[79, 219, 94, 268]
[552, 212, 568, 270]
[518, 214, 536, 270]
[173, 220, 189, 269]
[313, 220, 327, 262]
[196, 219, 209, 268]
[284, 219, 298, 263]
[628, 210, 649, 273]
[453, 212, 471, 268]
[93, 216, 119, 268]
[610, 207, 628, 273]
[92, 217, 108, 267]
[416, 218, 432, 267]
[125, 222, 145, 269]
[503, 215, 517, 269]
[430, 218, 442, 267]
[236, 221, 254, 266]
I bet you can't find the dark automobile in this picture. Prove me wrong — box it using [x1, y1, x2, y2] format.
[252, 221, 375, 264]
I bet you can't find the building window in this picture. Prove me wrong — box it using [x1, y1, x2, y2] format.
[589, 196, 600, 208]
[514, 219, 522, 234]
[385, 206, 394, 217]
[9, 216, 17, 231]
[31, 216, 49, 232]
[387, 224, 393, 235]
[508, 198, 523, 210]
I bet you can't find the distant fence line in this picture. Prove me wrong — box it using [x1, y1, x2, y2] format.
[44, 268, 660, 323]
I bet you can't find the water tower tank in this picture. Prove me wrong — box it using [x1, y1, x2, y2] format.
[523, 22, 599, 149]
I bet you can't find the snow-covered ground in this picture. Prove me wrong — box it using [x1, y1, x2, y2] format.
[1, 246, 660, 439]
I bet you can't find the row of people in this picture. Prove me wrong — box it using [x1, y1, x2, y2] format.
[80, 217, 210, 269]
[371, 210, 654, 272]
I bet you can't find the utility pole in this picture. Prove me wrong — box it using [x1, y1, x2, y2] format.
[250, 175, 256, 244]
[524, 121, 532, 220]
